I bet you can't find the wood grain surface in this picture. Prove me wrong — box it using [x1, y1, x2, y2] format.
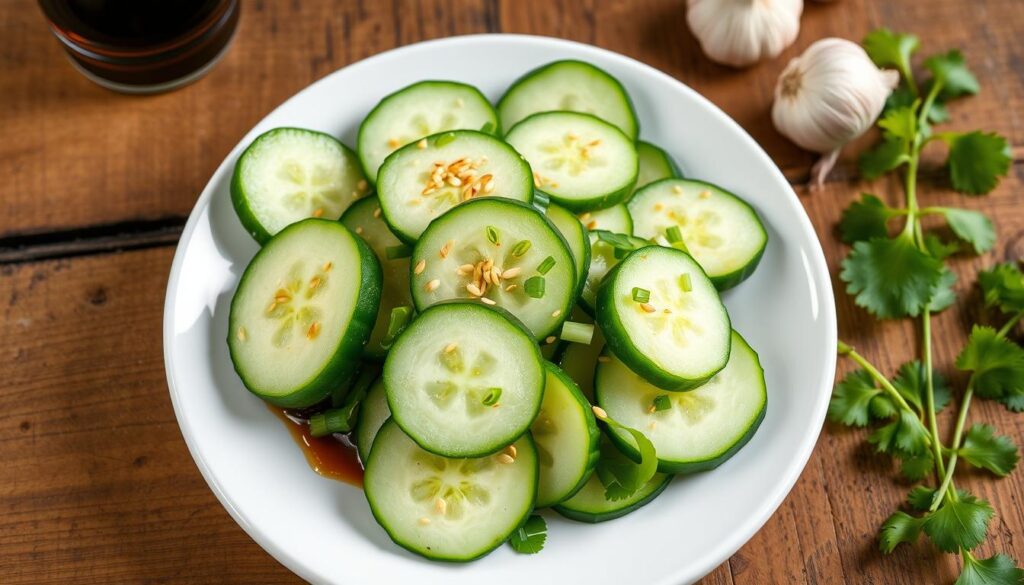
[1, 0, 1022, 583]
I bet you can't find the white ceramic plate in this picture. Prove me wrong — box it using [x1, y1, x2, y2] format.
[163, 34, 836, 585]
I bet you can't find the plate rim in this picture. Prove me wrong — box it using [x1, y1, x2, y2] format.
[163, 32, 837, 585]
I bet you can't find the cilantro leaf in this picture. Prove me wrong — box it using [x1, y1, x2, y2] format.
[925, 50, 980, 99]
[859, 137, 909, 180]
[829, 369, 882, 426]
[869, 393, 898, 420]
[594, 415, 658, 501]
[868, 409, 929, 455]
[923, 234, 960, 261]
[899, 452, 935, 481]
[979, 263, 1024, 314]
[508, 514, 547, 554]
[941, 208, 996, 254]
[929, 102, 951, 123]
[841, 236, 945, 319]
[879, 105, 918, 142]
[943, 131, 1012, 195]
[863, 29, 919, 80]
[922, 490, 994, 552]
[1003, 394, 1024, 413]
[956, 326, 1024, 404]
[959, 423, 1020, 476]
[956, 553, 1024, 585]
[879, 511, 924, 553]
[927, 267, 958, 313]
[908, 486, 938, 511]
[839, 194, 897, 243]
[891, 360, 953, 413]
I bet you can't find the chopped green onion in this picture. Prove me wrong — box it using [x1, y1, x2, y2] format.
[596, 231, 636, 250]
[679, 273, 692, 292]
[435, 132, 457, 146]
[613, 247, 631, 260]
[631, 287, 651, 303]
[381, 305, 414, 349]
[524, 276, 546, 298]
[560, 321, 595, 344]
[480, 121, 495, 134]
[486, 225, 500, 245]
[537, 256, 556, 274]
[665, 226, 683, 243]
[511, 240, 532, 257]
[652, 395, 671, 412]
[482, 387, 502, 406]
[309, 408, 352, 437]
[385, 244, 413, 259]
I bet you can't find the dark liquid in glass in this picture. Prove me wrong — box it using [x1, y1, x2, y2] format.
[39, 0, 240, 93]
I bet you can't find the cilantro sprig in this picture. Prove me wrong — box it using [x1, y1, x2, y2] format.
[832, 30, 1023, 583]
[508, 514, 547, 554]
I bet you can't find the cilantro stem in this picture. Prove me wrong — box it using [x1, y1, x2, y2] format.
[931, 382, 974, 511]
[843, 347, 919, 417]
[921, 309, 947, 478]
[996, 309, 1024, 338]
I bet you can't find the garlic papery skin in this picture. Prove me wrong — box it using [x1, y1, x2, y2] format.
[772, 37, 899, 185]
[686, 0, 803, 67]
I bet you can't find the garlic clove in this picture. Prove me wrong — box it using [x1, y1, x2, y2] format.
[771, 38, 899, 185]
[686, 0, 803, 68]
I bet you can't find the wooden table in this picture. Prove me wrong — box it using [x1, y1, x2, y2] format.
[2, 1, 1022, 583]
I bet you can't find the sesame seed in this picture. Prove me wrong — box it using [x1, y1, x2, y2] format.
[483, 180, 496, 194]
[444, 342, 458, 353]
[417, 138, 428, 149]
[505, 284, 518, 292]
[579, 212, 592, 221]
[418, 517, 431, 526]
[447, 175, 463, 187]
[414, 259, 426, 275]
[457, 264, 474, 275]
[597, 356, 611, 363]
[312, 208, 324, 218]
[545, 336, 556, 344]
[496, 454, 515, 464]
[505, 444, 517, 458]
[357, 180, 368, 191]
[307, 322, 321, 339]
[640, 303, 656, 313]
[592, 406, 608, 419]
[480, 297, 496, 306]
[355, 227, 364, 234]
[551, 309, 562, 318]
[237, 327, 247, 341]
[466, 283, 483, 296]
[648, 405, 657, 414]
[373, 207, 382, 218]
[425, 279, 441, 292]
[501, 267, 522, 279]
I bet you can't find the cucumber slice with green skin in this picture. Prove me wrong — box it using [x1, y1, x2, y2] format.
[355, 377, 391, 463]
[497, 60, 639, 140]
[383, 301, 544, 457]
[579, 204, 633, 235]
[596, 331, 767, 473]
[506, 112, 638, 212]
[545, 203, 592, 300]
[376, 130, 534, 244]
[339, 196, 413, 359]
[628, 178, 768, 291]
[635, 141, 682, 190]
[357, 81, 499, 184]
[364, 419, 538, 562]
[554, 439, 671, 523]
[579, 230, 649, 316]
[533, 363, 601, 508]
[227, 219, 382, 408]
[231, 128, 370, 244]
[596, 245, 731, 391]
[410, 198, 576, 340]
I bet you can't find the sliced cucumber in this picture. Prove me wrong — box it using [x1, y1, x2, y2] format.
[376, 130, 533, 244]
[497, 60, 639, 139]
[358, 81, 499, 183]
[628, 178, 767, 290]
[364, 420, 538, 561]
[339, 196, 413, 359]
[227, 219, 381, 408]
[545, 203, 592, 299]
[231, 128, 370, 244]
[635, 141, 682, 190]
[383, 301, 544, 457]
[356, 377, 391, 463]
[579, 205, 633, 235]
[533, 363, 600, 508]
[596, 245, 730, 391]
[554, 439, 671, 523]
[580, 230, 649, 315]
[410, 198, 576, 340]
[596, 331, 767, 473]
[506, 112, 638, 212]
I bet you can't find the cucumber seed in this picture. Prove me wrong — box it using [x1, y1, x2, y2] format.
[414, 259, 427, 275]
[496, 454, 515, 464]
[480, 297, 496, 306]
[425, 279, 441, 292]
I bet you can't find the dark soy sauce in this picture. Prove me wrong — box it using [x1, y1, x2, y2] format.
[38, 0, 240, 92]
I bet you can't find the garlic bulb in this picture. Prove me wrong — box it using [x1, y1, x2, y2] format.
[686, 0, 803, 67]
[772, 38, 899, 185]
